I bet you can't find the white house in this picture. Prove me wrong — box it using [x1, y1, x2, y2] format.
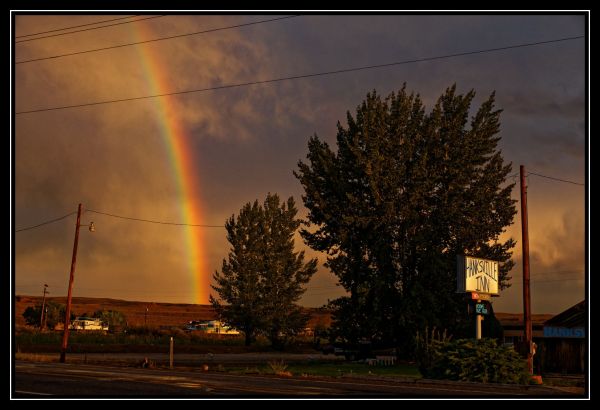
[69, 317, 109, 331]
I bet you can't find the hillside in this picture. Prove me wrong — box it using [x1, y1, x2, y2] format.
[14, 295, 332, 330]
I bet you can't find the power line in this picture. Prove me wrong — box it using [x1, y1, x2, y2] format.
[15, 15, 166, 43]
[527, 172, 584, 186]
[506, 172, 519, 184]
[510, 276, 584, 285]
[534, 277, 584, 283]
[87, 209, 224, 227]
[15, 35, 584, 115]
[16, 15, 139, 38]
[531, 270, 584, 277]
[16, 15, 299, 65]
[15, 208, 224, 231]
[15, 211, 77, 232]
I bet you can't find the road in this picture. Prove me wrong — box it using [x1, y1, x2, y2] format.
[13, 361, 578, 398]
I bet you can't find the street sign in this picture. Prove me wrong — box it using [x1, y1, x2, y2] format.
[543, 326, 585, 338]
[470, 292, 491, 300]
[475, 303, 489, 315]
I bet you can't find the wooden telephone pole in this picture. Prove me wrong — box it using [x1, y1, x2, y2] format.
[40, 284, 48, 329]
[520, 166, 533, 374]
[60, 204, 82, 363]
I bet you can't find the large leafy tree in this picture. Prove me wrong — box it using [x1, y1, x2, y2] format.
[210, 193, 318, 347]
[92, 310, 127, 330]
[23, 301, 71, 330]
[295, 84, 516, 355]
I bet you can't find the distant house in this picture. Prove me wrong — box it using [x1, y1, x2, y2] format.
[69, 317, 109, 331]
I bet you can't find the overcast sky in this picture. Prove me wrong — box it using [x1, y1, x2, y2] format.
[12, 13, 587, 314]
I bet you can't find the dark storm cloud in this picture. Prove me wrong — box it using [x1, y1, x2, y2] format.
[503, 92, 585, 120]
[14, 14, 586, 310]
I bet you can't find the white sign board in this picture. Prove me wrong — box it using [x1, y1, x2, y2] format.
[457, 256, 499, 295]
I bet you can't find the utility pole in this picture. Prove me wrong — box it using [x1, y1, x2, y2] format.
[145, 306, 148, 326]
[40, 284, 48, 330]
[520, 166, 533, 375]
[60, 204, 82, 363]
[169, 337, 174, 369]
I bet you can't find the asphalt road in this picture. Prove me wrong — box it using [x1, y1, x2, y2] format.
[13, 361, 578, 398]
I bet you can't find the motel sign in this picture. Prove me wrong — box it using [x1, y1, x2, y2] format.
[457, 256, 499, 295]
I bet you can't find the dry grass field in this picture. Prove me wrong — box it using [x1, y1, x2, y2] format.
[14, 295, 332, 330]
[15, 295, 217, 328]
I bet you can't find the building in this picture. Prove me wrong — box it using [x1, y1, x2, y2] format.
[539, 301, 586, 374]
[497, 301, 586, 374]
[496, 312, 554, 346]
[69, 317, 109, 331]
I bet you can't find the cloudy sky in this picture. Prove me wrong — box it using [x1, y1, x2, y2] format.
[12, 13, 587, 315]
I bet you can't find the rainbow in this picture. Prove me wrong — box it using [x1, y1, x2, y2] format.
[133, 23, 210, 305]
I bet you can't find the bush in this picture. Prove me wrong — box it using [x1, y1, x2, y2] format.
[415, 326, 452, 373]
[417, 337, 530, 384]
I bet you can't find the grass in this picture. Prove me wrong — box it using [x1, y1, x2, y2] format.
[267, 360, 293, 377]
[287, 362, 421, 378]
[217, 362, 421, 378]
[15, 353, 58, 362]
[15, 345, 422, 380]
[15, 327, 248, 350]
[15, 326, 318, 355]
[541, 375, 585, 388]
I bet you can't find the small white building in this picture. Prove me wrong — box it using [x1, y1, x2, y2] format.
[69, 317, 109, 331]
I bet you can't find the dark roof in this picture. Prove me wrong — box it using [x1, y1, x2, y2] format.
[544, 301, 586, 327]
[495, 313, 553, 328]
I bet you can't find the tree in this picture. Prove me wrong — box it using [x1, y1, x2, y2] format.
[23, 301, 72, 330]
[210, 193, 318, 347]
[92, 310, 127, 331]
[295, 84, 516, 356]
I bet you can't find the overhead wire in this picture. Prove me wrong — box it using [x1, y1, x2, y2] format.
[15, 208, 224, 233]
[15, 211, 77, 232]
[527, 171, 584, 186]
[533, 277, 584, 283]
[16, 15, 300, 64]
[87, 209, 224, 227]
[15, 35, 584, 115]
[15, 15, 167, 43]
[531, 269, 584, 276]
[16, 15, 139, 38]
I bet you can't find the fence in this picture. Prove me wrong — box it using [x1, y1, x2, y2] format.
[367, 355, 397, 366]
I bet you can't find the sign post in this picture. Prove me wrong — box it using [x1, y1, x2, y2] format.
[473, 299, 490, 339]
[476, 304, 483, 340]
[457, 256, 500, 340]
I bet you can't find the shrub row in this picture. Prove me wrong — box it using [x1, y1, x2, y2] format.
[416, 333, 530, 384]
